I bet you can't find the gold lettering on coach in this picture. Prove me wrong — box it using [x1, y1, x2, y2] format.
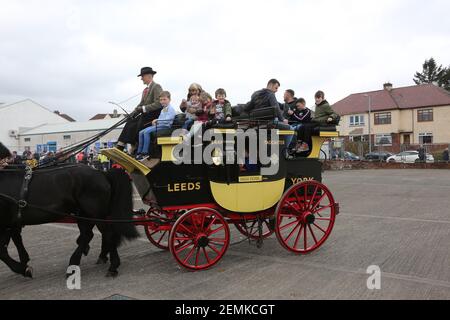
[290, 177, 314, 184]
[168, 182, 201, 192]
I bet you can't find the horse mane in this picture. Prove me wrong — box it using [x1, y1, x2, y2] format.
[0, 142, 11, 160]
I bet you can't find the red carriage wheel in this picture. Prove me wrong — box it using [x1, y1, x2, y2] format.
[234, 218, 274, 240]
[169, 208, 230, 271]
[275, 181, 337, 254]
[144, 208, 173, 250]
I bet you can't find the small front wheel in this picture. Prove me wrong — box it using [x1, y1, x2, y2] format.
[169, 208, 230, 271]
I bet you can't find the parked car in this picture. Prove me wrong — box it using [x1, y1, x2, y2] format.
[343, 151, 361, 161]
[364, 152, 393, 161]
[386, 151, 434, 163]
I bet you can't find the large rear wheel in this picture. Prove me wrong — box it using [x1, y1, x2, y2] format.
[275, 181, 337, 254]
[169, 208, 230, 271]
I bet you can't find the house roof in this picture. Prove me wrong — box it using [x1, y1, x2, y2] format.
[19, 118, 124, 136]
[90, 113, 125, 120]
[332, 84, 450, 115]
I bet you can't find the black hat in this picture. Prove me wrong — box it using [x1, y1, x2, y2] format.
[137, 67, 157, 77]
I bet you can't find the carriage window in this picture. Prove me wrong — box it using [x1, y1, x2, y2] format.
[374, 112, 391, 125]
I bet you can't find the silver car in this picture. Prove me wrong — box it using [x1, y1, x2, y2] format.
[387, 151, 434, 163]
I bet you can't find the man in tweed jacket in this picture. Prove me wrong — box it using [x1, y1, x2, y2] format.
[117, 67, 163, 151]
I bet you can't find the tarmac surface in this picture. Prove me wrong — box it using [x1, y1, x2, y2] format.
[1, 169, 449, 300]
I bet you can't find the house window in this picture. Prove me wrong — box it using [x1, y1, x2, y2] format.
[374, 112, 391, 125]
[419, 133, 433, 144]
[63, 135, 71, 140]
[417, 109, 433, 122]
[24, 138, 31, 142]
[375, 134, 392, 146]
[349, 115, 365, 126]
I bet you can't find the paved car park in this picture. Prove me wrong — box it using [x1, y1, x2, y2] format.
[0, 169, 449, 300]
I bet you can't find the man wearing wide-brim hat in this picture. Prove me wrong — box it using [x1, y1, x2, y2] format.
[117, 67, 163, 152]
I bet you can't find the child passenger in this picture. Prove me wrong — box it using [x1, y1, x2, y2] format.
[136, 91, 176, 160]
[209, 88, 232, 123]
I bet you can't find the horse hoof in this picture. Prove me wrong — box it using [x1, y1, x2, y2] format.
[24, 266, 33, 278]
[96, 257, 108, 265]
[106, 270, 118, 278]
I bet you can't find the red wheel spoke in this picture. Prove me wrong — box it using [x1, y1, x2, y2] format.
[195, 247, 200, 266]
[203, 247, 210, 264]
[310, 193, 327, 212]
[183, 245, 197, 264]
[179, 223, 195, 236]
[314, 205, 333, 215]
[205, 216, 217, 233]
[176, 241, 194, 254]
[208, 225, 225, 236]
[207, 244, 221, 255]
[308, 185, 319, 210]
[303, 224, 307, 250]
[312, 223, 327, 234]
[175, 236, 192, 242]
[200, 213, 206, 230]
[209, 238, 227, 243]
[293, 189, 304, 211]
[284, 200, 301, 213]
[157, 231, 167, 244]
[284, 222, 302, 243]
[279, 219, 299, 231]
[308, 224, 318, 244]
[293, 224, 304, 250]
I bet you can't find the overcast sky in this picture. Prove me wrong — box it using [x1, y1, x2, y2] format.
[1, 0, 449, 121]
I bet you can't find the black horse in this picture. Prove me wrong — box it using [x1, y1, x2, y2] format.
[0, 142, 139, 278]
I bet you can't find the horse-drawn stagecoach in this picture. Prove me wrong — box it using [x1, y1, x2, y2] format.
[101, 108, 340, 271]
[0, 106, 340, 276]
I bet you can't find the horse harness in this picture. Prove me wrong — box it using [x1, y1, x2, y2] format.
[15, 166, 33, 226]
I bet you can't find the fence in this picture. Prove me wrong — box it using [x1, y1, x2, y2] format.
[326, 139, 449, 161]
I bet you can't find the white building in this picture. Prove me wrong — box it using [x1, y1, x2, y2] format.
[19, 118, 124, 154]
[0, 99, 70, 151]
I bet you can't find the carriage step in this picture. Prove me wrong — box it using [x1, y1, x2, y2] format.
[139, 158, 160, 169]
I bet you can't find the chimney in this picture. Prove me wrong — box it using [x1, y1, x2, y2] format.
[113, 109, 118, 118]
[383, 83, 393, 91]
[54, 110, 60, 115]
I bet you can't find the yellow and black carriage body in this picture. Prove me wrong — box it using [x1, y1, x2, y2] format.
[102, 113, 340, 271]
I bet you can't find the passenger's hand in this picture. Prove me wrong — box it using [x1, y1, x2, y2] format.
[226, 117, 232, 122]
[288, 110, 294, 115]
[152, 119, 157, 125]
[283, 119, 289, 125]
[135, 106, 143, 113]
[327, 117, 333, 123]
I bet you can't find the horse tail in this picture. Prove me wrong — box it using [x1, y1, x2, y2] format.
[104, 168, 139, 242]
[0, 142, 11, 159]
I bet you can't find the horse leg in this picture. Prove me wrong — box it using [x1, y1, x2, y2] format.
[106, 232, 121, 278]
[98, 224, 121, 278]
[68, 222, 94, 271]
[0, 228, 31, 278]
[96, 232, 109, 265]
[11, 227, 30, 265]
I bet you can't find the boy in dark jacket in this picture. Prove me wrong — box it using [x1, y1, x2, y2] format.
[313, 90, 339, 124]
[290, 98, 312, 129]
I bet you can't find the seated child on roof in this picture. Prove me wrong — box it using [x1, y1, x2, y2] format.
[136, 91, 176, 160]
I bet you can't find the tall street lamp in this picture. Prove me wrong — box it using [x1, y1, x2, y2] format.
[363, 94, 372, 153]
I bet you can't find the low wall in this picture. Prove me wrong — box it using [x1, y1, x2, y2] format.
[322, 160, 450, 171]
